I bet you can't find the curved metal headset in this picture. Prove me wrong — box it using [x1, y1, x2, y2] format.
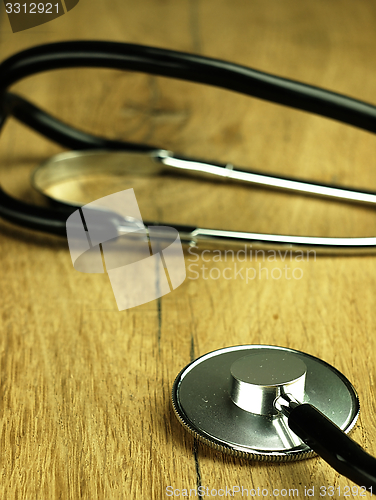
[1, 41, 376, 248]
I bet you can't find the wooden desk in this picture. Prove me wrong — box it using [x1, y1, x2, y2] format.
[1, 1, 376, 498]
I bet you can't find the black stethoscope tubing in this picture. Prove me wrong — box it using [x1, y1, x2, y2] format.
[1, 41, 376, 236]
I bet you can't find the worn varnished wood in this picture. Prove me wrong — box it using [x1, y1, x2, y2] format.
[1, 1, 376, 498]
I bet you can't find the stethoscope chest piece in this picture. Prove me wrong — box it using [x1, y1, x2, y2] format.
[171, 345, 359, 462]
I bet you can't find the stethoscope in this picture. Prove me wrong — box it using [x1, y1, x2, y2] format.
[172, 345, 376, 490]
[1, 41, 376, 252]
[1, 42, 376, 488]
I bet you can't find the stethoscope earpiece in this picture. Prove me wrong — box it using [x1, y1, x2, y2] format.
[2, 41, 376, 252]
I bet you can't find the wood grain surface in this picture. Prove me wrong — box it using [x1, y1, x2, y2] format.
[1, 1, 376, 498]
